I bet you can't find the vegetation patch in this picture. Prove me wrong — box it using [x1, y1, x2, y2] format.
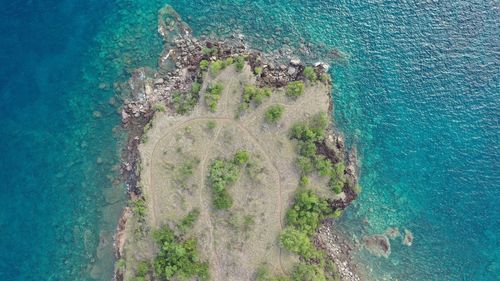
[171, 82, 201, 114]
[264, 104, 285, 124]
[285, 189, 334, 236]
[235, 55, 245, 72]
[152, 225, 209, 281]
[238, 85, 272, 116]
[205, 83, 224, 112]
[289, 112, 346, 194]
[303, 66, 318, 82]
[208, 150, 250, 209]
[286, 81, 305, 99]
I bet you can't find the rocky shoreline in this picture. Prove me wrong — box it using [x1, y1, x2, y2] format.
[114, 5, 362, 281]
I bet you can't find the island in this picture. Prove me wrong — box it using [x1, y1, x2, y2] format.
[115, 6, 360, 281]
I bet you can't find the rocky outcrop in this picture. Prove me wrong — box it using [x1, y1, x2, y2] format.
[362, 234, 391, 258]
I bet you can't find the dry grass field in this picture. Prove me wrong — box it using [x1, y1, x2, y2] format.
[121, 63, 332, 280]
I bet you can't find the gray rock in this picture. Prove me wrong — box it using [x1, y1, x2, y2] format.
[363, 234, 391, 257]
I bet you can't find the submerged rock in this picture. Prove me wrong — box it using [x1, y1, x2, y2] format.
[385, 227, 401, 239]
[403, 229, 414, 246]
[363, 234, 391, 258]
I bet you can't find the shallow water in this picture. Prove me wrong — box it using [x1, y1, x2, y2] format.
[0, 1, 498, 280]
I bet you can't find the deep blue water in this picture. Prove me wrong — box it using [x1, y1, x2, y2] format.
[0, 1, 498, 280]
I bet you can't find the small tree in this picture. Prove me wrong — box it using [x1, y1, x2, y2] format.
[286, 81, 305, 99]
[264, 105, 285, 123]
[303, 66, 318, 82]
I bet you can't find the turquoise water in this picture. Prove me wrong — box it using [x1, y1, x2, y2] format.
[0, 1, 498, 280]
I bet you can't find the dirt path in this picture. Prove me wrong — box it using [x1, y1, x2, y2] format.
[198, 125, 224, 280]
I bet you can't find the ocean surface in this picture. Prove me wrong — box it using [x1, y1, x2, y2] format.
[0, 1, 498, 281]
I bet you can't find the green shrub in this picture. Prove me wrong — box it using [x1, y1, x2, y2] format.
[330, 178, 343, 194]
[178, 209, 200, 233]
[329, 162, 346, 194]
[173, 157, 199, 189]
[296, 156, 314, 175]
[135, 260, 150, 277]
[191, 81, 202, 94]
[303, 66, 318, 82]
[264, 105, 285, 123]
[286, 81, 305, 99]
[291, 263, 326, 281]
[256, 265, 290, 281]
[225, 57, 234, 66]
[206, 120, 216, 130]
[235, 56, 245, 72]
[199, 59, 209, 70]
[133, 199, 146, 218]
[286, 189, 332, 235]
[234, 150, 250, 165]
[208, 151, 248, 209]
[314, 155, 334, 177]
[320, 73, 331, 83]
[310, 112, 329, 131]
[202, 47, 217, 56]
[209, 60, 225, 76]
[254, 66, 263, 75]
[205, 83, 223, 111]
[279, 227, 318, 259]
[152, 226, 209, 281]
[299, 176, 310, 188]
[172, 91, 198, 114]
[153, 103, 166, 112]
[238, 85, 272, 116]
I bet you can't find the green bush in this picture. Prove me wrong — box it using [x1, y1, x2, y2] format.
[234, 150, 250, 165]
[133, 199, 146, 218]
[235, 56, 245, 72]
[314, 155, 334, 177]
[286, 81, 305, 99]
[225, 57, 234, 66]
[209, 60, 225, 76]
[329, 162, 346, 194]
[153, 103, 166, 112]
[296, 156, 314, 175]
[303, 66, 318, 82]
[290, 113, 336, 179]
[173, 157, 199, 189]
[238, 85, 272, 116]
[178, 209, 200, 233]
[199, 59, 209, 70]
[172, 91, 198, 114]
[135, 260, 150, 277]
[310, 112, 329, 131]
[279, 227, 317, 259]
[153, 226, 209, 281]
[320, 73, 331, 83]
[299, 176, 310, 188]
[202, 47, 217, 56]
[254, 66, 263, 75]
[206, 120, 216, 131]
[208, 151, 249, 209]
[191, 81, 202, 94]
[256, 266, 290, 281]
[286, 189, 332, 235]
[264, 105, 285, 123]
[291, 263, 326, 281]
[205, 83, 223, 111]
